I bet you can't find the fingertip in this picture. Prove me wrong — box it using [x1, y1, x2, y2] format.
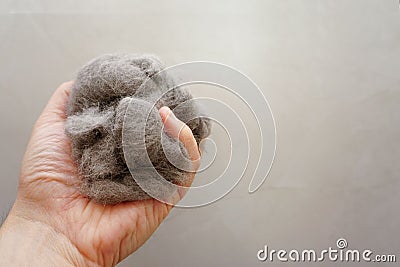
[159, 106, 200, 164]
[159, 106, 171, 122]
[57, 81, 74, 97]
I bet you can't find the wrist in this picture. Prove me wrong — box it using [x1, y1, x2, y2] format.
[0, 211, 89, 267]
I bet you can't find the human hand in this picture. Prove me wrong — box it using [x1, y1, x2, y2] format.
[0, 82, 201, 266]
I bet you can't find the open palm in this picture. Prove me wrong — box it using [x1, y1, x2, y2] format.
[13, 82, 199, 266]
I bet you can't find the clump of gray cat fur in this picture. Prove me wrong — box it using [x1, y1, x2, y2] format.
[65, 54, 211, 204]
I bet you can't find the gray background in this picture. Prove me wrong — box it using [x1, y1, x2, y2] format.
[0, 0, 399, 266]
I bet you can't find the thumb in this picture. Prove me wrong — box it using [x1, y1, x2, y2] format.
[36, 81, 74, 127]
[159, 106, 201, 169]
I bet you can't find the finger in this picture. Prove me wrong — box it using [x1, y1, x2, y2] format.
[38, 81, 74, 123]
[159, 106, 201, 169]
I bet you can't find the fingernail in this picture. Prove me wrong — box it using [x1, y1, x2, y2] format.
[168, 109, 177, 120]
[159, 106, 171, 122]
[161, 106, 171, 114]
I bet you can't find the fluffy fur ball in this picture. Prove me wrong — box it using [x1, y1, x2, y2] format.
[65, 54, 211, 204]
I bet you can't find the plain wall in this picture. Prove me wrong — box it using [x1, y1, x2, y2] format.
[0, 1, 399, 266]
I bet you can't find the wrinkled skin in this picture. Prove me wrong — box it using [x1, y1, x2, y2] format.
[0, 82, 201, 266]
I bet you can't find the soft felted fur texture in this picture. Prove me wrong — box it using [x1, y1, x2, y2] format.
[65, 54, 211, 204]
